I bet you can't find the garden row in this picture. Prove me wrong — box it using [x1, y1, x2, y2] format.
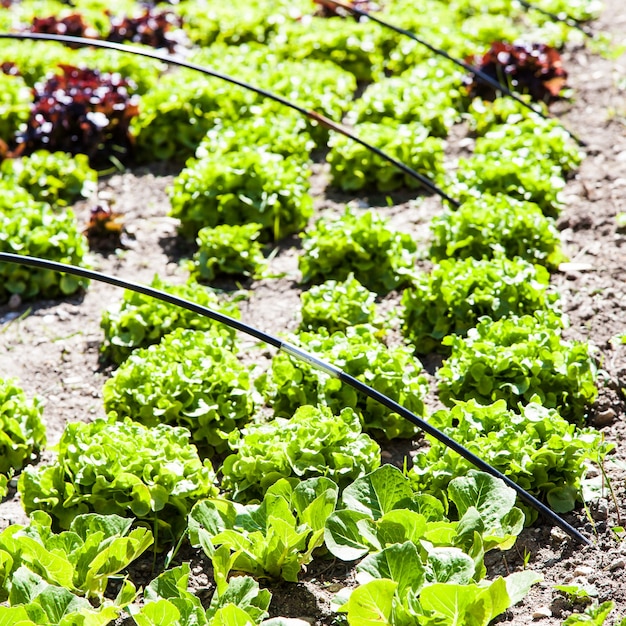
[0, 0, 615, 623]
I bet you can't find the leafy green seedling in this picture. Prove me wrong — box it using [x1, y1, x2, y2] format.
[104, 328, 256, 455]
[19, 418, 218, 546]
[0, 151, 97, 208]
[100, 276, 240, 365]
[299, 208, 417, 295]
[409, 400, 610, 517]
[129, 562, 271, 626]
[327, 120, 445, 192]
[189, 477, 338, 582]
[221, 404, 380, 502]
[429, 193, 566, 270]
[402, 255, 558, 354]
[299, 273, 377, 333]
[0, 511, 152, 601]
[188, 223, 267, 283]
[437, 310, 598, 424]
[261, 325, 428, 439]
[168, 147, 313, 241]
[0, 378, 46, 479]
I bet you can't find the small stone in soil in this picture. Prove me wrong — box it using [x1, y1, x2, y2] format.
[592, 407, 616, 426]
[550, 527, 568, 542]
[8, 293, 21, 309]
[533, 606, 552, 619]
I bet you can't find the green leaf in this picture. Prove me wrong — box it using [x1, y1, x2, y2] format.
[210, 604, 257, 626]
[425, 547, 475, 585]
[207, 576, 270, 624]
[341, 465, 415, 520]
[376, 510, 428, 546]
[291, 477, 338, 532]
[0, 605, 31, 625]
[342, 579, 397, 626]
[134, 599, 182, 626]
[448, 471, 524, 550]
[419, 582, 492, 626]
[324, 510, 374, 561]
[357, 542, 425, 598]
[505, 571, 543, 606]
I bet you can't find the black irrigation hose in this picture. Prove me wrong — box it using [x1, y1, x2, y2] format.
[0, 31, 460, 208]
[517, 0, 595, 38]
[0, 252, 592, 547]
[319, 0, 587, 147]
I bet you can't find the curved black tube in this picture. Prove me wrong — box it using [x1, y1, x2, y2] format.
[0, 31, 460, 208]
[318, 0, 587, 147]
[0, 252, 592, 546]
[517, 0, 595, 38]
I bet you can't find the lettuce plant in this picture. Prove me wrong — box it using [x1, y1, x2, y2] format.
[325, 465, 538, 624]
[299, 208, 417, 295]
[299, 273, 377, 333]
[381, 2, 470, 73]
[188, 223, 267, 283]
[466, 97, 537, 136]
[18, 418, 218, 545]
[474, 117, 583, 174]
[0, 201, 89, 303]
[197, 109, 314, 164]
[131, 69, 255, 163]
[0, 151, 97, 208]
[188, 477, 338, 582]
[437, 311, 598, 424]
[168, 148, 313, 241]
[100, 276, 240, 365]
[429, 193, 566, 270]
[0, 575, 124, 626]
[174, 0, 289, 46]
[18, 65, 139, 168]
[274, 18, 384, 82]
[339, 567, 540, 626]
[130, 563, 271, 626]
[190, 44, 357, 145]
[0, 511, 152, 602]
[409, 400, 609, 515]
[327, 121, 445, 192]
[401, 255, 559, 354]
[0, 72, 31, 143]
[221, 404, 380, 502]
[0, 378, 46, 478]
[450, 152, 566, 218]
[326, 466, 524, 561]
[261, 325, 428, 439]
[246, 53, 357, 146]
[347, 60, 464, 137]
[103, 328, 256, 455]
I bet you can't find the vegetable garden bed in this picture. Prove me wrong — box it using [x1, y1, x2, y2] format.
[0, 0, 626, 623]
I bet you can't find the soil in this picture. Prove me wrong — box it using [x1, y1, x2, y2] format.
[1, 1, 626, 624]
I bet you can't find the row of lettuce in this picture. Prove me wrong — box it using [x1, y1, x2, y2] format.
[0, 0, 613, 623]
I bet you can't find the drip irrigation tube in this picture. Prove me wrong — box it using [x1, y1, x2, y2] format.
[0, 32, 460, 208]
[517, 0, 595, 38]
[0, 251, 592, 547]
[317, 0, 587, 147]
